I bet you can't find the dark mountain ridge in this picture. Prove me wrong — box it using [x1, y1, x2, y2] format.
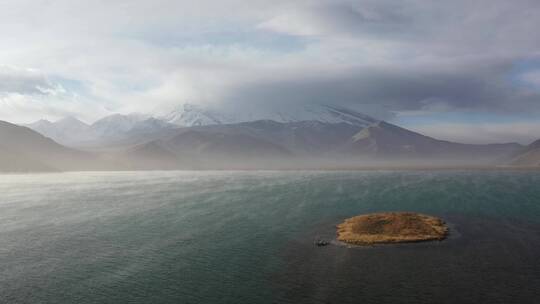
[120, 119, 523, 169]
[0, 121, 115, 172]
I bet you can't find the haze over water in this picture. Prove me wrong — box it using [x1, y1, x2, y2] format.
[1, 171, 540, 304]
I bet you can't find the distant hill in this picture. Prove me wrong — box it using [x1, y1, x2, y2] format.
[344, 121, 522, 163]
[0, 145, 53, 172]
[506, 139, 540, 166]
[120, 120, 523, 169]
[124, 128, 294, 169]
[0, 121, 109, 172]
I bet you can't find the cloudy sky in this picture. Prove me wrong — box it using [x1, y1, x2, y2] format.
[1, 0, 540, 143]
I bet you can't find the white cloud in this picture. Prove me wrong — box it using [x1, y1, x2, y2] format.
[0, 91, 107, 124]
[0, 66, 107, 123]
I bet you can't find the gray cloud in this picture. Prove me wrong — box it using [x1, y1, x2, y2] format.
[1, 0, 540, 127]
[262, 0, 540, 54]
[238, 0, 540, 116]
[259, 1, 414, 39]
[211, 59, 539, 119]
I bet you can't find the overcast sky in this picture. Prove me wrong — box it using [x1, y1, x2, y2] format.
[1, 0, 540, 143]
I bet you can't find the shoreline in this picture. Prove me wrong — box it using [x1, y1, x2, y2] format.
[1, 165, 540, 174]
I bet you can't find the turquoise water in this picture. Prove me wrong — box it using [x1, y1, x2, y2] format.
[1, 171, 540, 303]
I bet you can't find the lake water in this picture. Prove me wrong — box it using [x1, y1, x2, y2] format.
[1, 171, 540, 304]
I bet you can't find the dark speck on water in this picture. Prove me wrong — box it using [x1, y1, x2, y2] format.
[1, 171, 540, 304]
[314, 239, 329, 247]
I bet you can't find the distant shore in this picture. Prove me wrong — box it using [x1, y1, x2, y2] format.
[2, 165, 540, 174]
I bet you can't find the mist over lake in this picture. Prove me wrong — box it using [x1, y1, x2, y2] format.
[1, 171, 540, 304]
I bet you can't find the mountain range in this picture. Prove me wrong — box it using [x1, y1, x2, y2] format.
[25, 113, 177, 147]
[1, 103, 537, 172]
[24, 104, 378, 147]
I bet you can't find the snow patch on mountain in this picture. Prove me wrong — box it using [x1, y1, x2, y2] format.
[161, 103, 379, 127]
[25, 103, 380, 147]
[161, 103, 229, 126]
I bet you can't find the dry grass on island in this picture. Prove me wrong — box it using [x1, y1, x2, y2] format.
[337, 212, 448, 245]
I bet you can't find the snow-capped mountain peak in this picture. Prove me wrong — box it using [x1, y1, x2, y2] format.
[161, 103, 228, 126]
[161, 103, 379, 127]
[25, 104, 380, 146]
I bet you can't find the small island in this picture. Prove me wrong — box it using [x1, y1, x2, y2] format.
[337, 212, 448, 245]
